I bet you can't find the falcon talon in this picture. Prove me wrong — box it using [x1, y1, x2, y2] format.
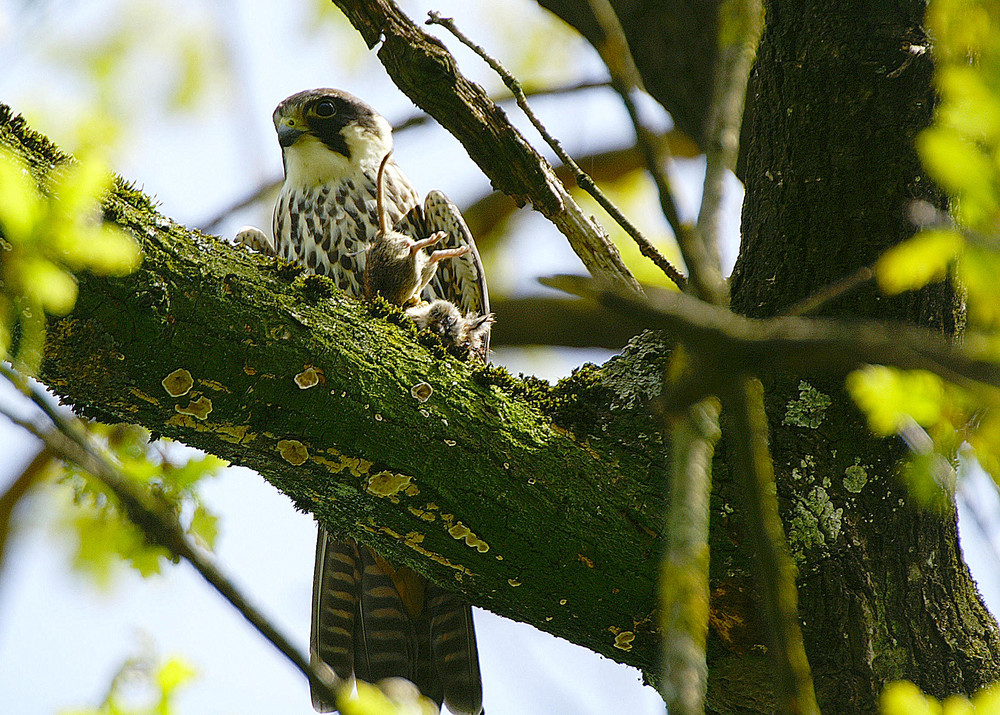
[234, 225, 274, 256]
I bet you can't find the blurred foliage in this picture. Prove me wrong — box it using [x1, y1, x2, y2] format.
[338, 679, 439, 715]
[486, 0, 590, 92]
[61, 0, 230, 117]
[61, 646, 197, 715]
[55, 423, 223, 587]
[880, 679, 1000, 714]
[849, 0, 1000, 499]
[0, 145, 140, 372]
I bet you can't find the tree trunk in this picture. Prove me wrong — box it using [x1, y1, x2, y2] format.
[721, 1, 1000, 712]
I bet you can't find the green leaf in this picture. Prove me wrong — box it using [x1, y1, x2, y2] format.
[846, 366, 945, 436]
[971, 682, 1000, 711]
[957, 246, 1000, 328]
[188, 504, 218, 550]
[155, 656, 197, 697]
[879, 680, 940, 715]
[77, 225, 142, 276]
[936, 66, 1000, 143]
[50, 156, 113, 225]
[0, 149, 42, 244]
[875, 228, 963, 294]
[20, 258, 79, 316]
[917, 127, 996, 226]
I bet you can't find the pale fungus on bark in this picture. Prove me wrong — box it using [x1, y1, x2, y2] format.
[161, 368, 194, 397]
[365, 471, 414, 498]
[613, 631, 635, 651]
[294, 366, 321, 389]
[277, 439, 309, 466]
[175, 395, 212, 420]
[410, 381, 433, 402]
[447, 522, 489, 553]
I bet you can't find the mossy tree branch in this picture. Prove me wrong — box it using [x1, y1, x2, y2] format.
[2, 103, 670, 677]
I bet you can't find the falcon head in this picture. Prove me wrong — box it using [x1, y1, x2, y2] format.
[273, 88, 393, 186]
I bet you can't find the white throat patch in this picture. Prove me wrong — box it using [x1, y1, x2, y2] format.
[281, 114, 393, 189]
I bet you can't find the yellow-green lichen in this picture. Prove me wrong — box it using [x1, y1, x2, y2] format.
[409, 506, 437, 522]
[613, 630, 635, 651]
[162, 368, 194, 397]
[130, 387, 158, 405]
[366, 471, 414, 498]
[787, 486, 844, 563]
[447, 522, 489, 553]
[217, 424, 254, 444]
[312, 450, 372, 477]
[277, 439, 309, 465]
[294, 366, 321, 389]
[199, 379, 230, 393]
[410, 382, 433, 402]
[364, 522, 473, 576]
[175, 395, 212, 420]
[845, 460, 869, 493]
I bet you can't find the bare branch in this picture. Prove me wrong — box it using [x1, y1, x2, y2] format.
[687, 4, 763, 304]
[660, 401, 718, 714]
[721, 377, 819, 714]
[544, 277, 1000, 396]
[427, 10, 685, 290]
[583, 0, 690, 258]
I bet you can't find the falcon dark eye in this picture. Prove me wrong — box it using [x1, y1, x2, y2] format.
[315, 100, 336, 117]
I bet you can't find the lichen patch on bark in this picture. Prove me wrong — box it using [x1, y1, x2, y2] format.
[162, 368, 194, 397]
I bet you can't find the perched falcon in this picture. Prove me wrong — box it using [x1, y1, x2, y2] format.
[269, 88, 488, 715]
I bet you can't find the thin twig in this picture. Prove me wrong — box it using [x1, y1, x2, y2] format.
[583, 0, 689, 259]
[427, 11, 686, 290]
[200, 80, 613, 233]
[577, 14, 716, 708]
[0, 365, 340, 705]
[782, 264, 876, 317]
[393, 79, 614, 132]
[693, 5, 763, 303]
[688, 1, 818, 708]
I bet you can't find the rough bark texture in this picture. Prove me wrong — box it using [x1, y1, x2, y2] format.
[721, 1, 1000, 713]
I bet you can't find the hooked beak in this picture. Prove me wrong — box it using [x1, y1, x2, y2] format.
[277, 117, 305, 147]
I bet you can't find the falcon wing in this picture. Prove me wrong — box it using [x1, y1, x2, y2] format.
[396, 190, 489, 317]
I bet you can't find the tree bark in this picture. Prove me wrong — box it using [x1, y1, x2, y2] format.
[721, 1, 1000, 712]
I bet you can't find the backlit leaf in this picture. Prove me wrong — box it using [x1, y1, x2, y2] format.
[875, 228, 963, 295]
